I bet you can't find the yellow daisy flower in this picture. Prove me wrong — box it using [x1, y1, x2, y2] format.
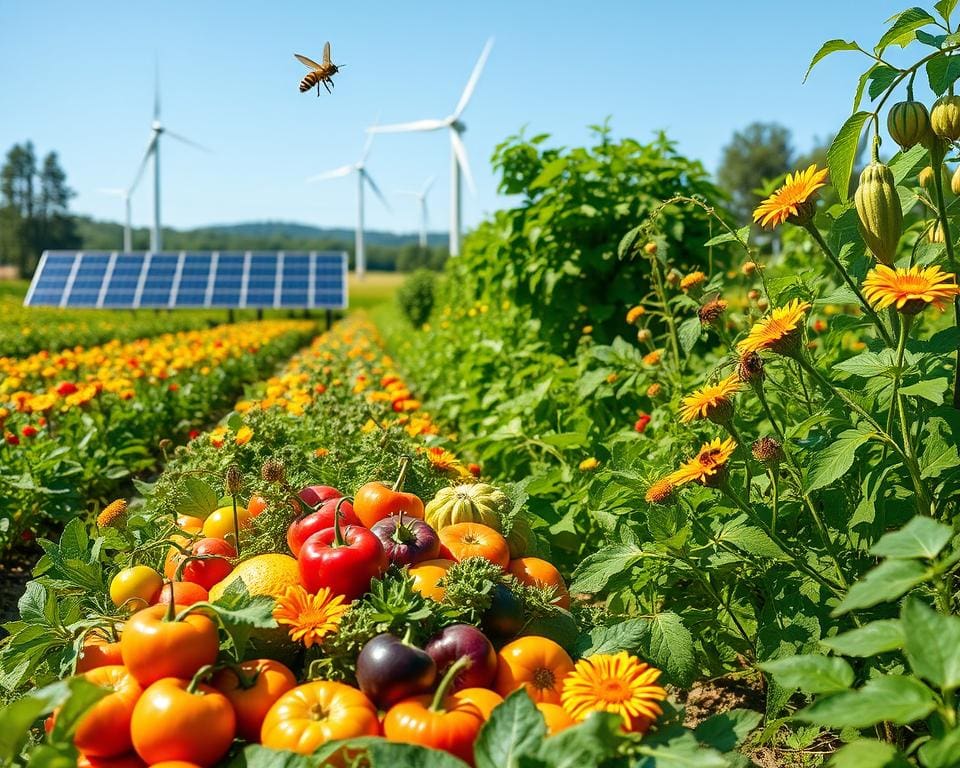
[862, 264, 960, 315]
[678, 374, 741, 424]
[273, 585, 350, 649]
[753, 164, 829, 229]
[737, 299, 811, 356]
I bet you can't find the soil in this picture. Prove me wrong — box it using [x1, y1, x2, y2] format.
[678, 675, 766, 729]
[0, 538, 42, 627]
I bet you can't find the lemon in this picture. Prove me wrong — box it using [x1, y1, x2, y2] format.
[208, 553, 300, 602]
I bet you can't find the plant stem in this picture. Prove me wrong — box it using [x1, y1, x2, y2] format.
[647, 252, 682, 371]
[803, 223, 894, 347]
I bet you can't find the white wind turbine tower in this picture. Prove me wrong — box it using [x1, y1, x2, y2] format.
[307, 129, 389, 279]
[99, 187, 133, 251]
[368, 37, 493, 257]
[129, 63, 209, 251]
[396, 176, 435, 249]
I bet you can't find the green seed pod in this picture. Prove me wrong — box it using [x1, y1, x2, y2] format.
[952, 166, 960, 196]
[929, 221, 945, 244]
[931, 95, 960, 141]
[919, 165, 935, 189]
[855, 161, 902, 265]
[888, 100, 931, 149]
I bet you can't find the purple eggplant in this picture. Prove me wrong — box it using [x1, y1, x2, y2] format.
[356, 632, 436, 708]
[425, 624, 498, 690]
[370, 514, 440, 566]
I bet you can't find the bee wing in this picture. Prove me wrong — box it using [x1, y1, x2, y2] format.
[295, 53, 322, 70]
[323, 41, 331, 66]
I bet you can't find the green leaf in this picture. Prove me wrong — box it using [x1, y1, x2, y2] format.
[573, 618, 648, 657]
[828, 740, 910, 768]
[49, 678, 110, 742]
[868, 66, 900, 100]
[534, 712, 622, 768]
[936, 0, 960, 22]
[870, 517, 953, 559]
[760, 655, 854, 694]
[917, 29, 949, 48]
[833, 350, 896, 379]
[530, 158, 567, 191]
[889, 144, 929, 184]
[834, 558, 929, 615]
[876, 8, 936, 54]
[569, 545, 643, 594]
[693, 709, 762, 752]
[719, 522, 788, 560]
[703, 225, 750, 248]
[205, 593, 277, 658]
[797, 675, 936, 728]
[367, 740, 471, 768]
[902, 598, 960, 689]
[828, 112, 871, 203]
[927, 53, 960, 95]
[900, 377, 949, 404]
[475, 690, 546, 768]
[633, 732, 729, 767]
[804, 39, 860, 82]
[677, 317, 701, 355]
[58, 518, 88, 561]
[645, 611, 695, 687]
[918, 726, 960, 768]
[804, 429, 873, 492]
[176, 477, 220, 520]
[821, 620, 905, 657]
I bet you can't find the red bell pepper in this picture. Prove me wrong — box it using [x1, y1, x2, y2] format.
[298, 498, 387, 599]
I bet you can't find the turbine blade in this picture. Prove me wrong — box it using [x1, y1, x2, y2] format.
[165, 130, 211, 152]
[129, 135, 158, 193]
[422, 198, 429, 228]
[363, 171, 391, 211]
[154, 56, 161, 120]
[450, 130, 476, 197]
[454, 37, 494, 118]
[306, 165, 354, 182]
[368, 118, 448, 134]
[361, 111, 381, 162]
[422, 175, 436, 195]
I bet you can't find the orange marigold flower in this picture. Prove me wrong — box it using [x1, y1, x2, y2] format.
[646, 383, 662, 398]
[679, 271, 706, 292]
[862, 264, 960, 315]
[643, 350, 662, 366]
[644, 479, 674, 504]
[753, 164, 828, 229]
[667, 437, 737, 488]
[426, 446, 463, 474]
[678, 374, 740, 425]
[97, 499, 128, 528]
[561, 651, 667, 733]
[737, 299, 811, 357]
[626, 306, 646, 324]
[234, 425, 254, 446]
[315, 447, 330, 458]
[273, 585, 350, 648]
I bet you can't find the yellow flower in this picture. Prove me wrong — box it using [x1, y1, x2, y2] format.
[561, 652, 667, 733]
[644, 479, 675, 504]
[315, 447, 330, 458]
[579, 457, 600, 471]
[582, 325, 593, 335]
[234, 426, 254, 446]
[425, 446, 465, 475]
[273, 585, 350, 649]
[737, 299, 811, 357]
[643, 350, 662, 366]
[678, 374, 741, 424]
[626, 306, 646, 324]
[753, 164, 829, 229]
[28, 393, 57, 413]
[667, 437, 737, 488]
[96, 499, 128, 528]
[862, 264, 960, 315]
[679, 271, 706, 291]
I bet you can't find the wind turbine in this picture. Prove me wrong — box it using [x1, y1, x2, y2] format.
[368, 37, 493, 257]
[396, 176, 435, 249]
[129, 63, 209, 251]
[99, 188, 133, 251]
[307, 129, 389, 279]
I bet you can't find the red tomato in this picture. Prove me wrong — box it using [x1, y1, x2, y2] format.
[154, 580, 209, 607]
[247, 494, 269, 518]
[175, 538, 236, 590]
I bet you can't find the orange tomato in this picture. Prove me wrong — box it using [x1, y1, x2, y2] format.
[202, 505, 251, 543]
[494, 636, 575, 705]
[508, 557, 570, 609]
[131, 678, 235, 766]
[109, 566, 163, 611]
[353, 460, 424, 528]
[120, 604, 219, 687]
[72, 665, 143, 758]
[383, 685, 483, 764]
[537, 702, 575, 734]
[247, 494, 269, 518]
[163, 535, 192, 580]
[176, 515, 204, 533]
[154, 580, 209, 607]
[260, 681, 380, 754]
[211, 659, 297, 743]
[75, 632, 123, 673]
[77, 754, 147, 768]
[439, 523, 510, 569]
[409, 558, 454, 601]
[453, 687, 503, 720]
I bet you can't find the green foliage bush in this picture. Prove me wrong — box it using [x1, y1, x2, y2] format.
[396, 269, 438, 328]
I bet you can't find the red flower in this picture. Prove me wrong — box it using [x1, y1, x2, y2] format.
[57, 381, 78, 396]
[468, 462, 481, 477]
[21, 425, 38, 439]
[4, 431, 19, 446]
[634, 414, 651, 433]
[188, 429, 200, 440]
[813, 319, 828, 333]
[314, 384, 327, 394]
[168, 383, 180, 392]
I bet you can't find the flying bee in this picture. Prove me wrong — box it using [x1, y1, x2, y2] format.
[295, 42, 340, 96]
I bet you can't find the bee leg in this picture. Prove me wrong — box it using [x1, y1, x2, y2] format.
[323, 80, 332, 94]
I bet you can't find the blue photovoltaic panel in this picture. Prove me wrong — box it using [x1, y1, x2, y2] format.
[211, 252, 244, 306]
[281, 253, 310, 307]
[65, 252, 111, 307]
[26, 252, 75, 306]
[24, 250, 347, 309]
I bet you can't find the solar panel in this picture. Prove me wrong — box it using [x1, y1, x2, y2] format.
[24, 251, 349, 310]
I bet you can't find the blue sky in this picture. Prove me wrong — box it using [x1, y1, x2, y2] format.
[0, 0, 914, 235]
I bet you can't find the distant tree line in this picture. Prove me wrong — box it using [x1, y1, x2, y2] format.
[0, 142, 79, 275]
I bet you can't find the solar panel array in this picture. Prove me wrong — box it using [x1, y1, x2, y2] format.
[24, 251, 348, 310]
